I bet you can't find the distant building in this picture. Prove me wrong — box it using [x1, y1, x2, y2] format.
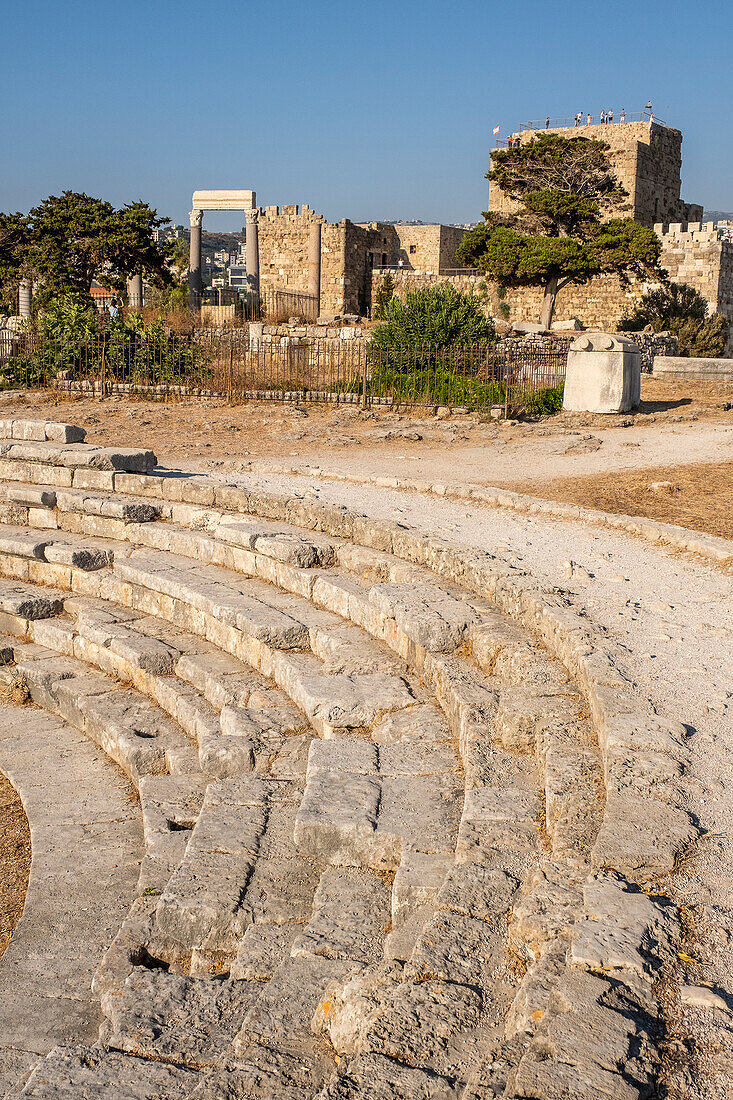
[152, 225, 185, 245]
[228, 265, 248, 288]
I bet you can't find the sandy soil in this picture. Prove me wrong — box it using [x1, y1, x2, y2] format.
[0, 376, 730, 486]
[5, 376, 730, 537]
[0, 772, 30, 962]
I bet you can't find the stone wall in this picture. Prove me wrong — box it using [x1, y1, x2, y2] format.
[488, 121, 702, 227]
[258, 209, 467, 318]
[258, 204, 322, 300]
[370, 219, 733, 355]
[653, 355, 733, 380]
[657, 221, 733, 351]
[247, 320, 363, 347]
[369, 267, 645, 330]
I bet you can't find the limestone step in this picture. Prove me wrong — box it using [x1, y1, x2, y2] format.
[0, 536, 426, 740]
[0, 440, 156, 474]
[0, 541, 597, 877]
[0, 577, 64, 627]
[100, 968, 255, 1071]
[295, 738, 462, 872]
[54, 489, 161, 524]
[6, 1044, 199, 1099]
[0, 417, 86, 443]
[291, 867, 391, 965]
[154, 775, 272, 958]
[7, 640, 197, 783]
[0, 431, 675, 1099]
[7, 479, 499, 672]
[137, 774, 208, 893]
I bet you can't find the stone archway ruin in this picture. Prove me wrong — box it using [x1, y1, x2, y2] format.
[188, 190, 260, 310]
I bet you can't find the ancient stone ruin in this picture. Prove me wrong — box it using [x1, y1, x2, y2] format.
[0, 419, 695, 1098]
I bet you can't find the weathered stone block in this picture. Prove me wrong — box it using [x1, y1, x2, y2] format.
[563, 333, 640, 414]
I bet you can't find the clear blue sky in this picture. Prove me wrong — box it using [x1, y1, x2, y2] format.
[4, 0, 732, 229]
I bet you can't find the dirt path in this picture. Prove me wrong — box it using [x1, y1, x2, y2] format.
[1, 380, 731, 538]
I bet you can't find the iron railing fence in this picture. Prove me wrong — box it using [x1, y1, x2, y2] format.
[0, 333, 566, 414]
[188, 288, 319, 324]
[492, 111, 665, 147]
[371, 266, 483, 278]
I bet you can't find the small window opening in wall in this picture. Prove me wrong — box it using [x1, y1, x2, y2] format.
[409, 245, 417, 254]
[382, 253, 387, 265]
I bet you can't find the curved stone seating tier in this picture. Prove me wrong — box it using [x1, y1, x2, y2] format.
[0, 420, 692, 1099]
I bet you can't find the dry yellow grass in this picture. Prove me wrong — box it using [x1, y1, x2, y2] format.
[512, 461, 733, 541]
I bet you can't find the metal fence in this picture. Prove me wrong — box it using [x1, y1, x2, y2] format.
[372, 266, 483, 278]
[492, 111, 665, 147]
[188, 288, 319, 324]
[0, 332, 566, 414]
[518, 110, 661, 130]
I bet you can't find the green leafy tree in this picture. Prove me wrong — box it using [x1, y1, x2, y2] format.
[619, 281, 728, 357]
[0, 212, 29, 312]
[674, 314, 728, 357]
[18, 192, 172, 305]
[457, 134, 662, 329]
[166, 236, 190, 285]
[370, 284, 494, 352]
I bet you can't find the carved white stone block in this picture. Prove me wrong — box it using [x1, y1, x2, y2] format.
[563, 333, 641, 414]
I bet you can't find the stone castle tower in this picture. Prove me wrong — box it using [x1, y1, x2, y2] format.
[488, 120, 703, 228]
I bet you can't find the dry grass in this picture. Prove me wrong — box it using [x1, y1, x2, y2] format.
[0, 772, 30, 960]
[512, 461, 733, 541]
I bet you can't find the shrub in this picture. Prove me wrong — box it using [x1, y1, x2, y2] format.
[2, 291, 203, 388]
[360, 365, 563, 415]
[370, 284, 495, 362]
[620, 281, 728, 358]
[523, 381, 564, 415]
[673, 314, 728, 358]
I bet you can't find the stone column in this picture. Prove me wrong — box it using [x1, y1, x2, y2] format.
[127, 272, 143, 311]
[18, 280, 32, 318]
[188, 209, 203, 310]
[308, 221, 321, 314]
[245, 208, 260, 299]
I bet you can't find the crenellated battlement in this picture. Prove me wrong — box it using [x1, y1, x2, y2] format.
[656, 221, 733, 243]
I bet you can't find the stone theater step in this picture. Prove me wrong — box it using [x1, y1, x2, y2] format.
[0, 418, 86, 444]
[0, 440, 157, 473]
[0, 418, 691, 1100]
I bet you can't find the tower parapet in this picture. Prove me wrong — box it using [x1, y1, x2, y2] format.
[489, 120, 702, 228]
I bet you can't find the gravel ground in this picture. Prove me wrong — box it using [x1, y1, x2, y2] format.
[0, 381, 731, 488]
[237, 467, 733, 1098]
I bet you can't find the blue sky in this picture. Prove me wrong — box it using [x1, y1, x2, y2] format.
[4, 0, 732, 228]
